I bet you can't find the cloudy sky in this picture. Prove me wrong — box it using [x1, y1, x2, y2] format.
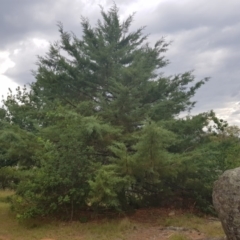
[1, 0, 240, 125]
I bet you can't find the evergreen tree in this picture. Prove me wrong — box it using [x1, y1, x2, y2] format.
[32, 5, 207, 132]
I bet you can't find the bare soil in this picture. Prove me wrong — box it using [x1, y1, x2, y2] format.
[125, 208, 225, 240]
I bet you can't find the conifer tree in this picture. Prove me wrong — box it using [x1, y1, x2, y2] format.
[32, 4, 207, 132]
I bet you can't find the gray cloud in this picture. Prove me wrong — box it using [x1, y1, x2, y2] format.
[0, 0, 105, 49]
[135, 0, 240, 121]
[1, 0, 55, 48]
[143, 0, 240, 34]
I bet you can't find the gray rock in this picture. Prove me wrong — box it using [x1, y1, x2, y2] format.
[213, 167, 240, 240]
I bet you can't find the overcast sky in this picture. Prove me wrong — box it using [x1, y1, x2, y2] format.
[1, 0, 240, 125]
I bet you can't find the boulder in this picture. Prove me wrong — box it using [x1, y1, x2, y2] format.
[213, 167, 240, 240]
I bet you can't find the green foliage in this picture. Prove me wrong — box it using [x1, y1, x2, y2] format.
[1, 4, 239, 218]
[2, 86, 43, 132]
[133, 121, 176, 176]
[11, 106, 121, 219]
[0, 121, 40, 168]
[162, 115, 240, 213]
[0, 167, 21, 190]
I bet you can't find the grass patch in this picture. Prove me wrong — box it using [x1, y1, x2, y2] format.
[83, 218, 133, 240]
[0, 190, 224, 240]
[0, 189, 134, 240]
[158, 213, 224, 238]
[0, 189, 14, 203]
[169, 233, 190, 240]
[0, 212, 134, 240]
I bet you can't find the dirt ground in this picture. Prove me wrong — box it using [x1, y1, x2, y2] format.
[125, 208, 225, 240]
[126, 226, 224, 240]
